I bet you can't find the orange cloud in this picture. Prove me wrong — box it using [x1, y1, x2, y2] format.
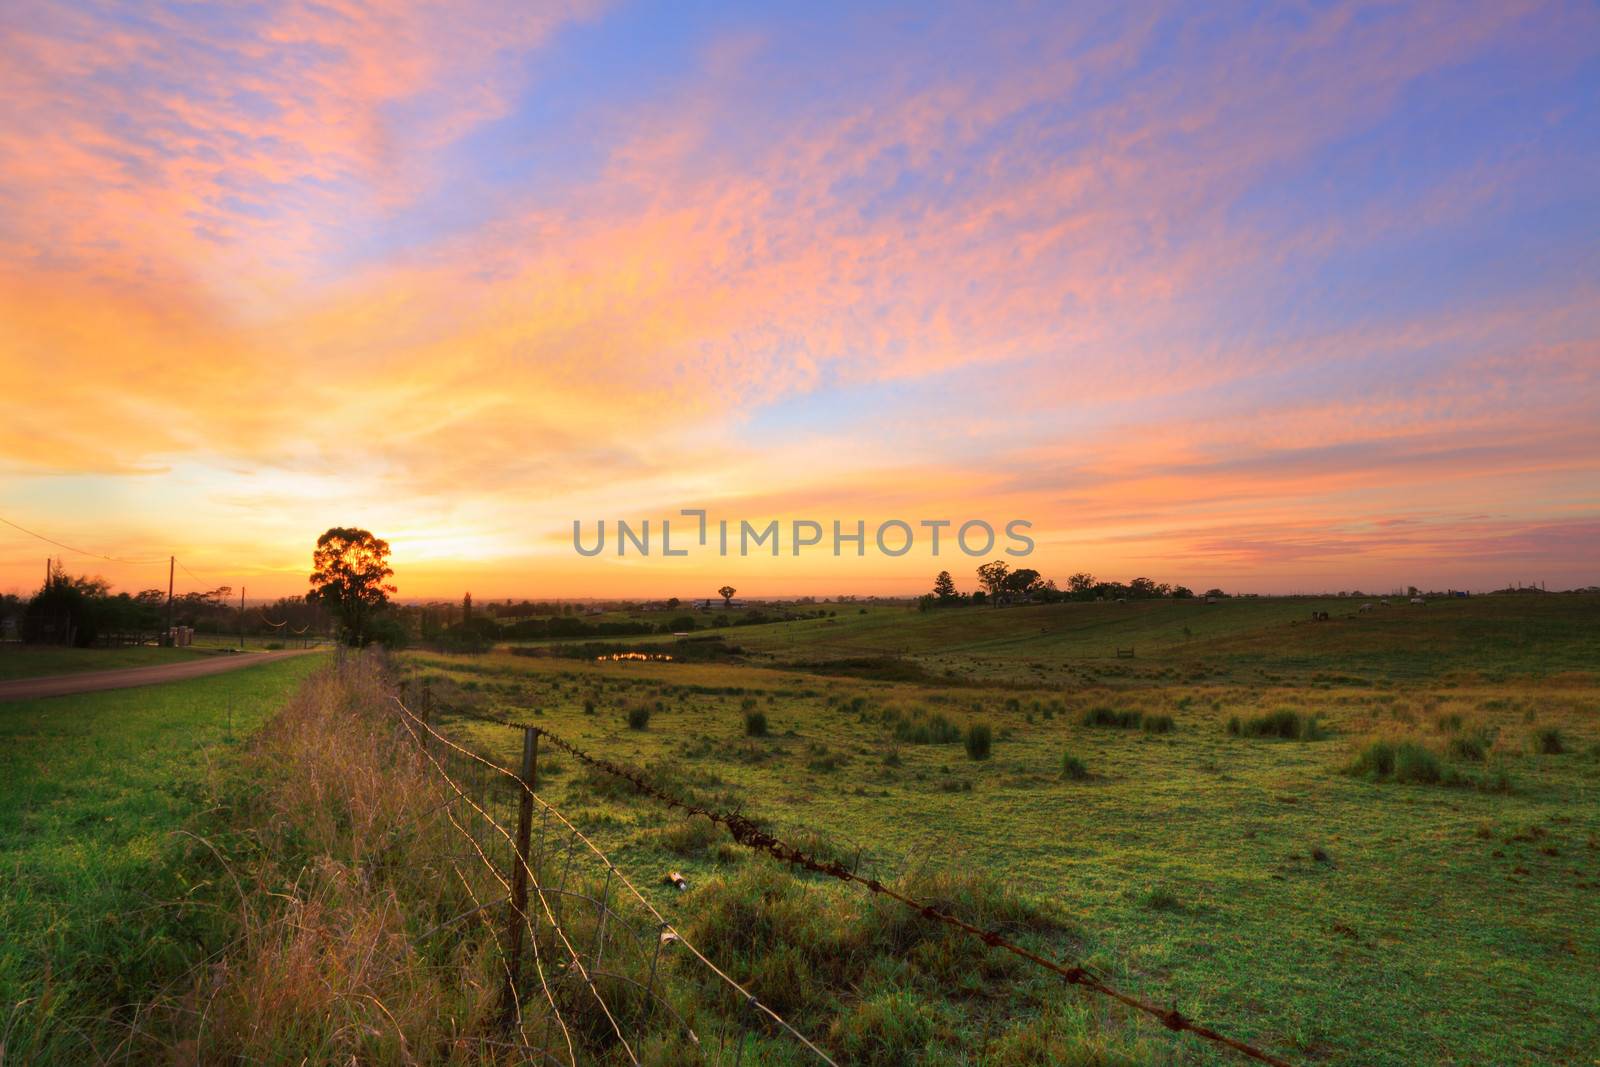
[1, 1, 1596, 597]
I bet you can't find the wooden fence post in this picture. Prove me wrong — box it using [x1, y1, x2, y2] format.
[421, 683, 432, 750]
[503, 726, 538, 1025]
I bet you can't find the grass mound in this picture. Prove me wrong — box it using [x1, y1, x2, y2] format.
[965, 721, 994, 759]
[1346, 739, 1448, 783]
[1081, 706, 1142, 728]
[874, 704, 963, 744]
[1226, 708, 1326, 740]
[1344, 737, 1514, 791]
[1535, 726, 1566, 754]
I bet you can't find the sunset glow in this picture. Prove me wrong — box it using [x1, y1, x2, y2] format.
[2, 1, 1596, 598]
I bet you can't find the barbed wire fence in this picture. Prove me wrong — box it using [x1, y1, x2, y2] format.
[386, 674, 839, 1067]
[413, 691, 1297, 1067]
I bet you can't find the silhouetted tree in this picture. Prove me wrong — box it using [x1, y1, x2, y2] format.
[308, 527, 396, 646]
[717, 585, 737, 608]
[976, 560, 1010, 602]
[1003, 568, 1042, 599]
[1129, 577, 1159, 599]
[932, 570, 958, 602]
[1067, 572, 1096, 599]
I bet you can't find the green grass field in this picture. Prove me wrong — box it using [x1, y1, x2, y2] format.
[0, 653, 326, 1060]
[2, 597, 1593, 1064]
[398, 594, 1600, 1065]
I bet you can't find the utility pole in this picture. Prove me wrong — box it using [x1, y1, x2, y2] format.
[238, 585, 245, 650]
[166, 556, 175, 647]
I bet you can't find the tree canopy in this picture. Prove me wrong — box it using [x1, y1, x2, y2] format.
[975, 560, 1010, 601]
[308, 527, 396, 646]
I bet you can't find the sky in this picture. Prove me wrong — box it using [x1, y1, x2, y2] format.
[1, 0, 1597, 601]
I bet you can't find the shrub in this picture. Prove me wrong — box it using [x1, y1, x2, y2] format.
[876, 705, 962, 744]
[1535, 727, 1566, 755]
[1394, 743, 1445, 783]
[1060, 752, 1089, 780]
[744, 710, 769, 737]
[1081, 706, 1142, 729]
[1446, 726, 1496, 762]
[964, 722, 993, 760]
[1141, 714, 1175, 734]
[1228, 708, 1323, 740]
[1346, 739, 1451, 784]
[626, 704, 651, 730]
[1347, 739, 1395, 779]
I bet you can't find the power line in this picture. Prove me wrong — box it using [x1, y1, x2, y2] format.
[0, 513, 168, 566]
[175, 559, 213, 585]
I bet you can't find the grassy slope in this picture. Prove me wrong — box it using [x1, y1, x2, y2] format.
[404, 595, 1600, 1065]
[0, 653, 326, 1058]
[0, 644, 212, 682]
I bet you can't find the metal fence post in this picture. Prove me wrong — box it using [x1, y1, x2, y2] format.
[502, 726, 538, 1025]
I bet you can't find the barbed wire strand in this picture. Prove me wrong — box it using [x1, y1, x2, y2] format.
[392, 696, 840, 1067]
[449, 707, 1293, 1067]
[444, 854, 539, 1056]
[392, 704, 636, 1064]
[395, 713, 577, 1067]
[393, 710, 576, 1067]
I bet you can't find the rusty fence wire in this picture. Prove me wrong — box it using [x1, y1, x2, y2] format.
[389, 688, 838, 1067]
[433, 700, 1295, 1067]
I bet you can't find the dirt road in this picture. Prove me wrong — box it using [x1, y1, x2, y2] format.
[0, 649, 324, 702]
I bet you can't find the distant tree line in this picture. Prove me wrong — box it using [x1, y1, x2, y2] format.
[0, 561, 332, 647]
[921, 562, 1223, 610]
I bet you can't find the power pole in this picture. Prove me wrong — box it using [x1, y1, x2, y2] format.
[166, 556, 175, 646]
[238, 585, 245, 650]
